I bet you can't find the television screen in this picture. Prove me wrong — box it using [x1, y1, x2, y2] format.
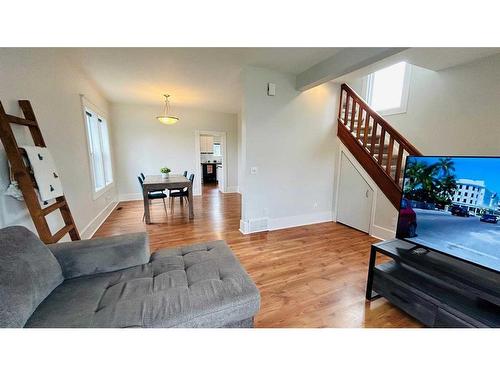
[397, 156, 500, 273]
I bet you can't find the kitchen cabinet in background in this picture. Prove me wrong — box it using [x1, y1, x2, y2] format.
[200, 136, 214, 153]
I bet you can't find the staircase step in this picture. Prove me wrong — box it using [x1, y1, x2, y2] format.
[373, 152, 397, 163]
[352, 128, 374, 139]
[343, 116, 363, 124]
[381, 155, 399, 165]
[356, 124, 373, 131]
[378, 163, 398, 175]
[341, 110, 364, 121]
[355, 123, 373, 130]
[351, 130, 379, 140]
[365, 142, 389, 152]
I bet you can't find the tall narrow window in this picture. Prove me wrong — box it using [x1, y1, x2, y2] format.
[84, 108, 113, 197]
[99, 118, 113, 186]
[213, 143, 221, 156]
[366, 62, 411, 116]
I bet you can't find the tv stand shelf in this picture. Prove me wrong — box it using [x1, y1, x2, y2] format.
[366, 239, 500, 327]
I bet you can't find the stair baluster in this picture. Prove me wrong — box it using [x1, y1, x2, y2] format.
[337, 83, 422, 209]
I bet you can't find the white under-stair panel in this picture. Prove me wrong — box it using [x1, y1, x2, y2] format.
[336, 152, 373, 233]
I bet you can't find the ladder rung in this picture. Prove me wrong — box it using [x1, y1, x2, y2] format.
[41, 200, 67, 216]
[6, 114, 38, 127]
[51, 224, 74, 243]
[1, 99, 81, 244]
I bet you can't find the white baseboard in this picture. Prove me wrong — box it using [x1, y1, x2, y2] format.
[370, 224, 396, 241]
[80, 200, 119, 239]
[239, 218, 268, 234]
[239, 220, 249, 234]
[240, 211, 333, 234]
[268, 211, 333, 231]
[225, 186, 239, 193]
[119, 193, 142, 201]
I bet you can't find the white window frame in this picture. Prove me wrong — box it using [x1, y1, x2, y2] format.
[364, 62, 412, 116]
[82, 99, 114, 200]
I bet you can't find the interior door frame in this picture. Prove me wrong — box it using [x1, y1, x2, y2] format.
[334, 142, 378, 235]
[194, 130, 227, 195]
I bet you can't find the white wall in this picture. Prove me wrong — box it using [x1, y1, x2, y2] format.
[237, 112, 243, 193]
[384, 54, 500, 155]
[240, 66, 339, 232]
[344, 52, 500, 238]
[0, 48, 117, 239]
[348, 53, 500, 155]
[110, 103, 238, 200]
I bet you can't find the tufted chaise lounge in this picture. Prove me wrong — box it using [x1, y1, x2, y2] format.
[0, 226, 260, 328]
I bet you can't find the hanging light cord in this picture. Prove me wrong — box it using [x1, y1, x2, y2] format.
[163, 94, 171, 116]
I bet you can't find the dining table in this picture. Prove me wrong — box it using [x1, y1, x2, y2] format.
[142, 174, 194, 224]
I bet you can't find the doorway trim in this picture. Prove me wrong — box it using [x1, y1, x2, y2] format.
[194, 130, 228, 195]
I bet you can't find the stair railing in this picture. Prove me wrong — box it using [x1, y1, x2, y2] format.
[337, 83, 422, 208]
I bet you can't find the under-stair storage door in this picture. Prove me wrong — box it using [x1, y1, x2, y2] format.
[337, 152, 373, 233]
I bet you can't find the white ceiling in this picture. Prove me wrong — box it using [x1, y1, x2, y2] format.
[335, 48, 500, 83]
[64, 48, 341, 113]
[64, 48, 500, 114]
[402, 48, 500, 71]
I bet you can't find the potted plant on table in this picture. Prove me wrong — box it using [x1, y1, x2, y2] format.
[160, 167, 171, 179]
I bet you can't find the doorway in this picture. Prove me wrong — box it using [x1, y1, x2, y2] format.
[194, 130, 227, 195]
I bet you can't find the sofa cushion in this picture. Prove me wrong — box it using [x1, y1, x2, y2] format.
[48, 232, 150, 279]
[0, 226, 64, 327]
[25, 265, 151, 328]
[26, 240, 260, 328]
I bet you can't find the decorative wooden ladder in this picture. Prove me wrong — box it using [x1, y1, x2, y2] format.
[337, 84, 422, 209]
[0, 100, 80, 244]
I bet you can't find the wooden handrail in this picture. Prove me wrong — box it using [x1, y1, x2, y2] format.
[337, 83, 422, 208]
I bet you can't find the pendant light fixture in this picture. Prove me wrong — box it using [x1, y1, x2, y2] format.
[156, 94, 179, 125]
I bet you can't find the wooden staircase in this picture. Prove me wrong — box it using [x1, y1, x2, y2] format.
[337, 83, 422, 209]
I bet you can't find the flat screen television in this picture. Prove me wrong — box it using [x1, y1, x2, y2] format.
[396, 156, 500, 273]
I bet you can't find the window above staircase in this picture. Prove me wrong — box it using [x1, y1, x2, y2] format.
[365, 62, 411, 116]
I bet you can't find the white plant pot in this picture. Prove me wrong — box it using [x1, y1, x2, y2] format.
[161, 172, 169, 179]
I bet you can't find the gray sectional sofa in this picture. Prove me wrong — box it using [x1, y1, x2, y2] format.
[0, 226, 260, 328]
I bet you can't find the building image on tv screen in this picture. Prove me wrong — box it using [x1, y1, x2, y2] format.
[397, 156, 500, 272]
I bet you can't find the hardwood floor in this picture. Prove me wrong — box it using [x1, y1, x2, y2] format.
[94, 183, 421, 328]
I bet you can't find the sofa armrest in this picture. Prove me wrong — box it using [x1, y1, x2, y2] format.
[48, 232, 150, 279]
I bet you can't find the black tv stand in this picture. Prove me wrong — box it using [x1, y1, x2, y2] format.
[366, 239, 500, 327]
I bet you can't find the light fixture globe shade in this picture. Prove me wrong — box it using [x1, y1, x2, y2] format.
[157, 94, 179, 125]
[156, 115, 179, 125]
